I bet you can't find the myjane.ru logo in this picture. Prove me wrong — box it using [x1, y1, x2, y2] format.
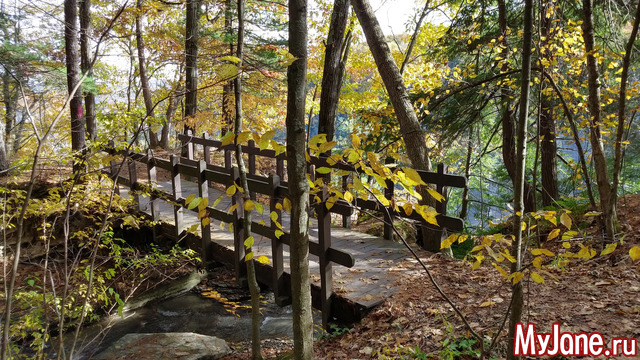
[513, 323, 637, 357]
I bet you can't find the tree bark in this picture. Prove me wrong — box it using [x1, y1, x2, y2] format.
[222, 0, 234, 134]
[352, 0, 448, 252]
[2, 68, 16, 156]
[317, 0, 350, 141]
[612, 0, 640, 221]
[80, 0, 96, 141]
[65, 0, 87, 172]
[287, 1, 313, 358]
[506, 0, 533, 356]
[539, 3, 557, 207]
[183, 0, 199, 154]
[135, 0, 157, 148]
[581, 0, 617, 242]
[399, 0, 430, 75]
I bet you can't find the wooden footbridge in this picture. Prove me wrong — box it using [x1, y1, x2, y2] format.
[104, 133, 467, 328]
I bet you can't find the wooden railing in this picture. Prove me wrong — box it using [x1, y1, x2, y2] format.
[104, 132, 466, 327]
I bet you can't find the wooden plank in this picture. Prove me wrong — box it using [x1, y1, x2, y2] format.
[317, 185, 333, 329]
[197, 160, 211, 262]
[128, 159, 140, 212]
[147, 150, 160, 223]
[170, 155, 183, 240]
[269, 174, 288, 305]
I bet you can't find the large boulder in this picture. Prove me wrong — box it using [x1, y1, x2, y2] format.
[93, 332, 231, 360]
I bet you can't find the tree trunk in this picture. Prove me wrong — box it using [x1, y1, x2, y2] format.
[0, 129, 8, 174]
[135, 0, 157, 148]
[506, 0, 533, 356]
[222, 0, 234, 134]
[497, 0, 535, 213]
[183, 0, 199, 154]
[539, 3, 557, 207]
[287, 1, 313, 359]
[80, 0, 96, 141]
[459, 127, 473, 219]
[399, 0, 430, 75]
[160, 82, 183, 149]
[2, 69, 16, 156]
[352, 0, 450, 253]
[581, 0, 617, 242]
[65, 0, 87, 172]
[317, 0, 350, 141]
[612, 0, 640, 222]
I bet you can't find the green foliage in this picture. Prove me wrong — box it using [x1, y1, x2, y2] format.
[316, 323, 350, 340]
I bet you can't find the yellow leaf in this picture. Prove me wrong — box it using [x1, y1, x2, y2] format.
[344, 191, 354, 203]
[531, 271, 545, 284]
[226, 185, 237, 197]
[441, 234, 458, 249]
[217, 63, 239, 81]
[275, 229, 284, 239]
[584, 211, 602, 217]
[562, 230, 578, 240]
[560, 213, 572, 229]
[480, 300, 496, 307]
[244, 236, 254, 248]
[548, 228, 560, 240]
[283, 198, 291, 212]
[562, 241, 571, 249]
[600, 243, 617, 256]
[256, 255, 270, 264]
[502, 250, 516, 263]
[245, 252, 254, 261]
[236, 131, 251, 144]
[254, 202, 264, 215]
[185, 194, 196, 205]
[198, 198, 209, 211]
[458, 235, 469, 244]
[629, 246, 640, 261]
[318, 141, 337, 154]
[402, 202, 413, 216]
[201, 217, 210, 227]
[244, 200, 255, 211]
[472, 255, 483, 270]
[352, 134, 361, 148]
[532, 256, 543, 269]
[309, 134, 326, 147]
[402, 167, 426, 185]
[427, 188, 445, 202]
[221, 131, 235, 146]
[510, 272, 524, 285]
[493, 262, 508, 279]
[259, 130, 276, 150]
[229, 203, 239, 213]
[531, 248, 555, 257]
[316, 167, 332, 174]
[219, 55, 241, 64]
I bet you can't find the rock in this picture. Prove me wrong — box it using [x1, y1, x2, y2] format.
[93, 332, 231, 360]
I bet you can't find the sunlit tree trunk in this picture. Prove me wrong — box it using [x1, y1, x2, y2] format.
[539, 1, 557, 207]
[506, 0, 533, 355]
[317, 0, 350, 141]
[222, 0, 234, 134]
[135, 0, 157, 148]
[80, 0, 96, 141]
[287, 0, 313, 358]
[581, 0, 617, 242]
[183, 0, 199, 155]
[65, 0, 87, 172]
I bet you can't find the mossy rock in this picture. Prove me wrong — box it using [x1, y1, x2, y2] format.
[366, 220, 417, 243]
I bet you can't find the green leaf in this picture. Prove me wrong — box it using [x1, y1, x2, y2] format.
[254, 202, 264, 215]
[245, 252, 254, 261]
[188, 197, 202, 210]
[244, 236, 254, 249]
[27, 279, 35, 287]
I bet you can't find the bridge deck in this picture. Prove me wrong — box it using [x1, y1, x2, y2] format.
[122, 179, 414, 314]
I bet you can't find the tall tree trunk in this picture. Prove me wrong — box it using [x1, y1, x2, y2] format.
[459, 126, 473, 219]
[506, 0, 533, 356]
[539, 2, 557, 207]
[317, 0, 350, 141]
[222, 0, 234, 134]
[581, 0, 617, 242]
[183, 0, 199, 155]
[160, 82, 183, 149]
[352, 0, 447, 252]
[65, 0, 87, 172]
[80, 0, 96, 141]
[287, 1, 313, 358]
[612, 0, 640, 221]
[135, 0, 157, 148]
[498, 0, 535, 212]
[2, 69, 16, 156]
[232, 1, 262, 358]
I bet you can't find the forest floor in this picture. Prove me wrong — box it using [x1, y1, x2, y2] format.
[221, 194, 640, 359]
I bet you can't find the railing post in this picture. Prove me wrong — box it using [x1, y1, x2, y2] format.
[436, 163, 448, 215]
[276, 157, 284, 180]
[317, 179, 333, 330]
[147, 150, 160, 244]
[187, 129, 194, 161]
[224, 148, 232, 170]
[203, 132, 211, 164]
[128, 158, 140, 212]
[197, 160, 211, 262]
[170, 155, 183, 240]
[230, 166, 246, 283]
[269, 174, 288, 305]
[383, 158, 394, 240]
